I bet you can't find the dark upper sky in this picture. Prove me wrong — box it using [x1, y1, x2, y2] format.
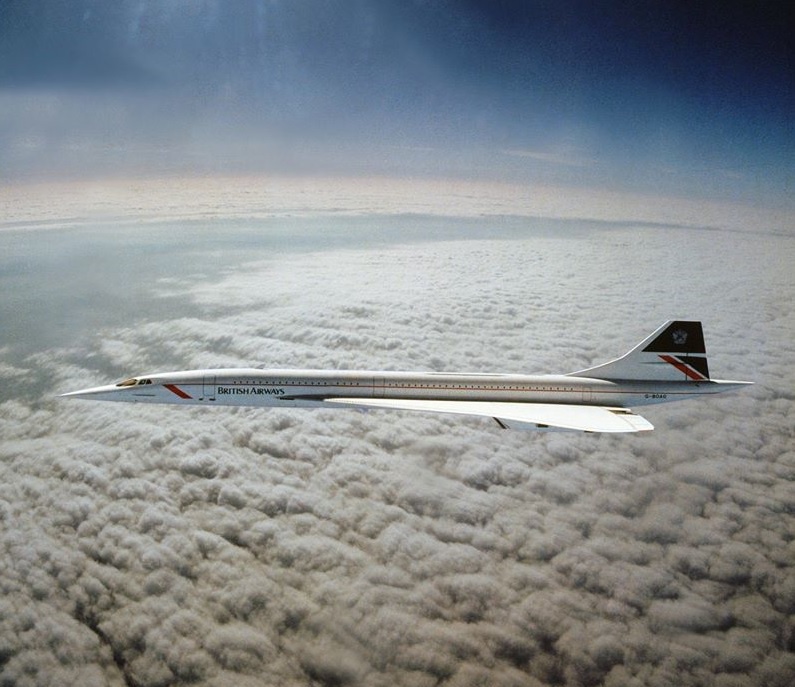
[1, 0, 792, 199]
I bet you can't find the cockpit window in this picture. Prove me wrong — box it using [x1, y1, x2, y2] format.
[116, 378, 138, 387]
[138, 379, 152, 385]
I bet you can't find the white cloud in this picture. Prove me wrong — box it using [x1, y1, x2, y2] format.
[1, 185, 794, 685]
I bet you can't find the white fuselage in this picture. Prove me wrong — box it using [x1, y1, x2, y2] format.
[67, 368, 733, 408]
[62, 320, 752, 433]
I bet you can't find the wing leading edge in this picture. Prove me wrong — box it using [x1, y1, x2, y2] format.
[325, 398, 653, 433]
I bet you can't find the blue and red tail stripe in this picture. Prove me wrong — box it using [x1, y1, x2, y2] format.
[659, 355, 709, 381]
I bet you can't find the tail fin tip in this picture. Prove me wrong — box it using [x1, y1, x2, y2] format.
[642, 320, 706, 356]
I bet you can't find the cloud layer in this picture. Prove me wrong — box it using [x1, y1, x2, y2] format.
[1, 189, 794, 686]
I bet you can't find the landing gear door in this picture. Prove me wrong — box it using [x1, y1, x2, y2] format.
[202, 376, 216, 401]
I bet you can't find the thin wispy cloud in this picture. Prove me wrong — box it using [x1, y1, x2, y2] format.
[500, 148, 595, 168]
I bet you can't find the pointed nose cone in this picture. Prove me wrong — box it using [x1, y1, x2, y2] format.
[60, 384, 124, 401]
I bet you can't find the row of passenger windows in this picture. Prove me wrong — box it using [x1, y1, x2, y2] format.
[117, 377, 577, 392]
[226, 380, 577, 391]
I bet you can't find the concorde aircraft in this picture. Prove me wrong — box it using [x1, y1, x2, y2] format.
[62, 321, 751, 433]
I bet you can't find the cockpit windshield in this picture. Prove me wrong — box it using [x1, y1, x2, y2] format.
[116, 378, 152, 387]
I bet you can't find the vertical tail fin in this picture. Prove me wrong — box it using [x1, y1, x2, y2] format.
[569, 321, 710, 382]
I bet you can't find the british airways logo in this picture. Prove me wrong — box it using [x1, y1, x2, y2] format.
[217, 387, 285, 396]
[672, 329, 688, 345]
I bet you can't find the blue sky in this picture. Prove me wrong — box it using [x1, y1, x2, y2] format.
[1, 0, 792, 200]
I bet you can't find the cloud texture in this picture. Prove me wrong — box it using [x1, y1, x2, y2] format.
[1, 182, 794, 686]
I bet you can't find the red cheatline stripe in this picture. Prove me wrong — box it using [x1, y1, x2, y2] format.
[659, 355, 706, 381]
[164, 384, 192, 399]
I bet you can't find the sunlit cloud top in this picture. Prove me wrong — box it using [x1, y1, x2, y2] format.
[1, 1, 792, 201]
